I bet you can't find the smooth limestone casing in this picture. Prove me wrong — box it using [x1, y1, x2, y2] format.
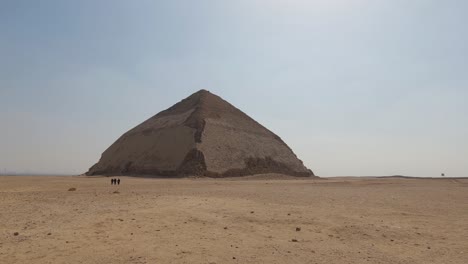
[199, 118, 308, 174]
[88, 110, 196, 174]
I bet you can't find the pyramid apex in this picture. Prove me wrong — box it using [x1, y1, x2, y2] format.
[188, 89, 214, 100]
[194, 89, 211, 95]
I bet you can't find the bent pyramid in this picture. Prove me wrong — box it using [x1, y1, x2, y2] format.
[86, 90, 314, 177]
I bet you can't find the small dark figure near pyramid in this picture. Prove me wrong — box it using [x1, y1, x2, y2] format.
[86, 90, 315, 177]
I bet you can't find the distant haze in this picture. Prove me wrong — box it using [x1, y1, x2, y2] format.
[1, 0, 467, 177]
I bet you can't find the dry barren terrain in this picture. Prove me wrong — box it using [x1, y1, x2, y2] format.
[1, 175, 467, 263]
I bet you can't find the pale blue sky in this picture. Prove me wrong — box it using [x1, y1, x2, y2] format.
[1, 0, 467, 176]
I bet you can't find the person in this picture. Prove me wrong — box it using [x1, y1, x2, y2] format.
[111, 178, 114, 185]
[117, 178, 121, 185]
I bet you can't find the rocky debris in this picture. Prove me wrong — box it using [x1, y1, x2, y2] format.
[68, 188, 76, 191]
[13, 232, 19, 236]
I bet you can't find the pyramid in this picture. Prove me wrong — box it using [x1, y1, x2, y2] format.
[86, 90, 314, 177]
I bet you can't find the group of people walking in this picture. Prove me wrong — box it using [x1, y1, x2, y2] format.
[111, 178, 121, 185]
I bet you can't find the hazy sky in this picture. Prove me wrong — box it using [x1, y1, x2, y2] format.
[1, 0, 467, 176]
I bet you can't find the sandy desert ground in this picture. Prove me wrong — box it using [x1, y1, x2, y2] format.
[1, 175, 467, 264]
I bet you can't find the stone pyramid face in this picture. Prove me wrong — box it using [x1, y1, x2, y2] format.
[86, 90, 314, 177]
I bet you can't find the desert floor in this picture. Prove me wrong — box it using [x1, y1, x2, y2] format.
[0, 175, 467, 264]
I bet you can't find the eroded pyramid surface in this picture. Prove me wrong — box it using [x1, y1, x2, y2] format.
[86, 90, 314, 177]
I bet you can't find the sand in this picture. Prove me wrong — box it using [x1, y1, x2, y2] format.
[1, 175, 467, 263]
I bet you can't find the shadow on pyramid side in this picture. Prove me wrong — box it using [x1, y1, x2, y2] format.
[86, 90, 315, 178]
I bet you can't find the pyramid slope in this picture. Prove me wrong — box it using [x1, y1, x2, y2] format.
[86, 90, 314, 177]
